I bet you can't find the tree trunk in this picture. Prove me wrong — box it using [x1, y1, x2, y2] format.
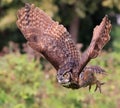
[69, 15, 80, 43]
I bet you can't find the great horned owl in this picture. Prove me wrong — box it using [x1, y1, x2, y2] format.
[16, 3, 111, 92]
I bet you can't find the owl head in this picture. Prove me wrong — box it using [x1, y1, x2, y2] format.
[57, 69, 72, 87]
[57, 68, 80, 89]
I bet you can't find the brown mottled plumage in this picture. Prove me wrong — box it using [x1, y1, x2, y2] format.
[16, 3, 112, 92]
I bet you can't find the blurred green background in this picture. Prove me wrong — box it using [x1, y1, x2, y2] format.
[0, 0, 120, 108]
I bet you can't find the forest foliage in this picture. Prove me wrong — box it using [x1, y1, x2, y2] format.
[0, 0, 120, 48]
[0, 46, 120, 108]
[0, 0, 120, 108]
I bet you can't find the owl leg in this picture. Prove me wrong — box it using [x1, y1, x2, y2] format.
[88, 78, 105, 93]
[89, 84, 92, 91]
[81, 66, 106, 92]
[94, 80, 105, 93]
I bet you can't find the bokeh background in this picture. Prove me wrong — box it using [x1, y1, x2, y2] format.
[0, 0, 120, 108]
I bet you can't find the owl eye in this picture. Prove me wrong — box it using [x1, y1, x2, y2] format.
[63, 72, 70, 79]
[79, 72, 83, 79]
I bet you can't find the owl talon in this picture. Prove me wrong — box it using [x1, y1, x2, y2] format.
[94, 81, 105, 93]
[89, 84, 92, 91]
[88, 81, 104, 93]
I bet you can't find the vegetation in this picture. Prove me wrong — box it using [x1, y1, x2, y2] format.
[0, 51, 120, 108]
[0, 0, 120, 108]
[0, 0, 120, 48]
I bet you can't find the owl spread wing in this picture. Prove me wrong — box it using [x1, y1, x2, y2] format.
[78, 15, 111, 75]
[16, 3, 111, 91]
[16, 3, 80, 71]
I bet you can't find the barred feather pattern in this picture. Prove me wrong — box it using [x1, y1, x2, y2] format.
[16, 3, 112, 91]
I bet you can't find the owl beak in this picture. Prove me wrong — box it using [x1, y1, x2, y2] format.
[57, 78, 62, 83]
[57, 76, 70, 84]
